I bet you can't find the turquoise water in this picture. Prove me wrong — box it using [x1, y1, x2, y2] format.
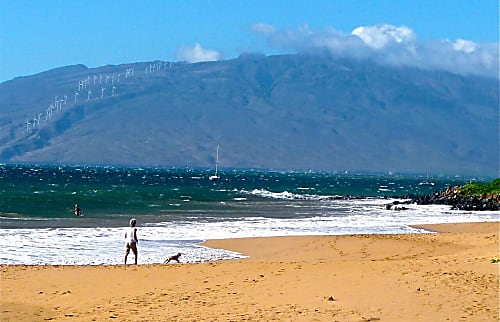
[1, 164, 468, 225]
[2, 164, 498, 265]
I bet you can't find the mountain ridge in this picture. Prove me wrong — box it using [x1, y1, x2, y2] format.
[0, 54, 497, 177]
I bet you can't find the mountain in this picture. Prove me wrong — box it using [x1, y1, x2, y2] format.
[0, 54, 498, 177]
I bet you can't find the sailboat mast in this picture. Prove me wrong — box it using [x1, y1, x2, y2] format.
[215, 145, 219, 175]
[209, 145, 221, 181]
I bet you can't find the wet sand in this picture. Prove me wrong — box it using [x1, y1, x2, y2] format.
[1, 221, 498, 321]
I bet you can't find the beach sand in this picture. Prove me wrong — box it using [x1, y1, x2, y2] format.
[1, 222, 498, 321]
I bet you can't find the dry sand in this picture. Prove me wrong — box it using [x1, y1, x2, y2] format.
[1, 222, 498, 321]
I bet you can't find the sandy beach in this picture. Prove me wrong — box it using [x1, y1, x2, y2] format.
[1, 222, 498, 321]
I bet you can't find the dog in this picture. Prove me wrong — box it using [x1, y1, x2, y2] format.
[163, 252, 181, 264]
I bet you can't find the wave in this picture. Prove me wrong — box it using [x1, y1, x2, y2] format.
[242, 188, 356, 201]
[2, 202, 498, 265]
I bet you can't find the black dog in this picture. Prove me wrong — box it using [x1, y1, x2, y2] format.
[163, 252, 181, 264]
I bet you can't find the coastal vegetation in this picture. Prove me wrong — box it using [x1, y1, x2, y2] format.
[399, 178, 500, 211]
[459, 178, 500, 198]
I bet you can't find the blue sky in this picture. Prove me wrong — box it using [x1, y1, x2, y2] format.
[1, 0, 498, 83]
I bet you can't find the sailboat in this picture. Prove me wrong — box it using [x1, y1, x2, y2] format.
[418, 173, 435, 186]
[208, 145, 220, 181]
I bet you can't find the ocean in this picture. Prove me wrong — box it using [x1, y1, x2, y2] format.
[0, 164, 497, 265]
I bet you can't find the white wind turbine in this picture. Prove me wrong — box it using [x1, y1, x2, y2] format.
[74, 92, 79, 102]
[26, 119, 31, 133]
[101, 87, 105, 98]
[112, 85, 116, 96]
[88, 89, 92, 100]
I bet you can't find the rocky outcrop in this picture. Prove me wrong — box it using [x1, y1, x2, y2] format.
[388, 185, 500, 211]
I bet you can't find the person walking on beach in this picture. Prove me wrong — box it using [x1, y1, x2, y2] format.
[73, 204, 82, 217]
[124, 218, 138, 265]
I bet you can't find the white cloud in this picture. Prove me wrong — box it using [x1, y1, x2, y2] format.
[250, 22, 276, 35]
[351, 24, 415, 49]
[451, 38, 478, 53]
[177, 43, 221, 63]
[250, 23, 498, 78]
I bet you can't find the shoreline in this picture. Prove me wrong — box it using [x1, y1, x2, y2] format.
[1, 221, 499, 321]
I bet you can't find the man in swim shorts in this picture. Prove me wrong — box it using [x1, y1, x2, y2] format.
[124, 218, 138, 265]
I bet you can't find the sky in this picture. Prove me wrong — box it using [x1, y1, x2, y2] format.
[0, 0, 498, 83]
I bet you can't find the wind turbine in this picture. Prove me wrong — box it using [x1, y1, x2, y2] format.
[99, 74, 103, 84]
[26, 119, 31, 133]
[78, 80, 84, 91]
[94, 75, 97, 85]
[63, 95, 67, 104]
[88, 89, 92, 100]
[112, 85, 116, 96]
[74, 92, 79, 102]
[101, 87, 105, 98]
[106, 76, 110, 85]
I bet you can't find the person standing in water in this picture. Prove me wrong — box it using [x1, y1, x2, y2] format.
[124, 218, 138, 265]
[73, 204, 82, 216]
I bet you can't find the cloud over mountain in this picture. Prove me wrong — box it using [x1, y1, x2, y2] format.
[351, 24, 416, 49]
[177, 43, 221, 63]
[251, 23, 498, 78]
